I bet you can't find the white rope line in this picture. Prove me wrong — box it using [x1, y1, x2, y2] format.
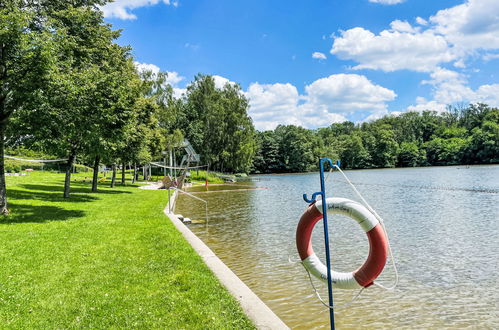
[174, 188, 209, 226]
[4, 155, 67, 163]
[150, 162, 208, 170]
[304, 263, 365, 310]
[331, 165, 399, 291]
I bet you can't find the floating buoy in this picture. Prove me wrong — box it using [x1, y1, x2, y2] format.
[296, 197, 388, 289]
[182, 217, 192, 224]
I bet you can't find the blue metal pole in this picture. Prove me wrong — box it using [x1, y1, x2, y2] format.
[319, 158, 335, 330]
[303, 158, 339, 329]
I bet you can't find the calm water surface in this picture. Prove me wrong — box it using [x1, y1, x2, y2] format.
[175, 166, 499, 329]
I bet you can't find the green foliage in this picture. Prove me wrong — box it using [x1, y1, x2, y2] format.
[397, 142, 426, 167]
[179, 75, 256, 173]
[189, 170, 225, 183]
[252, 104, 499, 172]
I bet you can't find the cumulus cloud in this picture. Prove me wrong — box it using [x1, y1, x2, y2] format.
[246, 83, 302, 130]
[135, 62, 184, 86]
[408, 68, 499, 112]
[134, 62, 160, 75]
[212, 75, 237, 89]
[406, 98, 447, 113]
[390, 20, 418, 33]
[164, 71, 185, 86]
[369, 0, 405, 4]
[312, 52, 327, 60]
[416, 17, 428, 26]
[430, 0, 499, 52]
[331, 27, 455, 72]
[246, 74, 396, 130]
[100, 0, 178, 20]
[331, 0, 499, 72]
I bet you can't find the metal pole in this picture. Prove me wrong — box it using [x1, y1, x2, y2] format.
[164, 157, 167, 177]
[319, 158, 335, 329]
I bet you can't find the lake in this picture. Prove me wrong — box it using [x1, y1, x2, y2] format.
[175, 165, 499, 329]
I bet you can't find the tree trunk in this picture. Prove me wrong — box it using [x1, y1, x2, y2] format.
[143, 165, 147, 181]
[132, 163, 137, 184]
[0, 123, 8, 215]
[64, 150, 77, 198]
[0, 44, 9, 215]
[111, 164, 116, 188]
[121, 161, 126, 185]
[91, 155, 100, 192]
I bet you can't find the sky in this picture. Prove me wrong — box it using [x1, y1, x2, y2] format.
[101, 0, 499, 131]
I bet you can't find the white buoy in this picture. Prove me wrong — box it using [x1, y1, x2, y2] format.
[183, 217, 192, 224]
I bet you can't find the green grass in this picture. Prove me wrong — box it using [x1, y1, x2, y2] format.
[0, 172, 254, 329]
[189, 170, 225, 184]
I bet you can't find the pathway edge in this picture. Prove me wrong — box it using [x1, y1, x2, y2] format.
[164, 190, 289, 330]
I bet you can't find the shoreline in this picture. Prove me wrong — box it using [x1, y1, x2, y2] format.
[164, 190, 289, 330]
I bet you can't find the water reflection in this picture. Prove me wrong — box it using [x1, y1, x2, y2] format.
[175, 166, 499, 329]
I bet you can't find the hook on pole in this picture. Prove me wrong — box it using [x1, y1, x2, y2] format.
[303, 191, 323, 204]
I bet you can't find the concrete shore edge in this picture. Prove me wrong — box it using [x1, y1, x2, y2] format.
[163, 190, 289, 330]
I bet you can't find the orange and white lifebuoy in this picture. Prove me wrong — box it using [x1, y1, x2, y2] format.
[296, 197, 388, 289]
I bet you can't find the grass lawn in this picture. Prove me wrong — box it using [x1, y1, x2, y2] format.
[0, 172, 254, 329]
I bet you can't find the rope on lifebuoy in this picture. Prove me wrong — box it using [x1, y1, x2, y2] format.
[330, 165, 399, 290]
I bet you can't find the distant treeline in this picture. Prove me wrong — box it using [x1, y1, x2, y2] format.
[252, 104, 499, 173]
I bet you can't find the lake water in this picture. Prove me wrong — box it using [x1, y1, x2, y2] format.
[175, 165, 499, 329]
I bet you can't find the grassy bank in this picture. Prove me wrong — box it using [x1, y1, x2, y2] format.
[0, 172, 254, 329]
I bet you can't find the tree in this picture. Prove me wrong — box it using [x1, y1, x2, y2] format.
[275, 125, 316, 172]
[0, 2, 54, 214]
[397, 142, 426, 167]
[253, 131, 281, 173]
[17, 6, 134, 197]
[182, 75, 255, 173]
[364, 124, 399, 168]
[340, 133, 370, 169]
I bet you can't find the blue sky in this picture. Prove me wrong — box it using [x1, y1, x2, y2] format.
[101, 0, 499, 130]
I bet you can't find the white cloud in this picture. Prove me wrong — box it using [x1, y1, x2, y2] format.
[246, 83, 302, 130]
[408, 68, 499, 112]
[184, 43, 200, 51]
[172, 88, 186, 98]
[331, 27, 455, 72]
[332, 0, 499, 73]
[416, 17, 428, 26]
[246, 74, 396, 130]
[212, 75, 238, 89]
[100, 0, 177, 20]
[390, 20, 418, 33]
[430, 0, 499, 52]
[407, 98, 447, 113]
[134, 62, 184, 88]
[164, 72, 184, 86]
[134, 62, 160, 75]
[369, 0, 405, 4]
[474, 84, 499, 105]
[483, 53, 499, 61]
[304, 74, 396, 113]
[423, 68, 475, 104]
[312, 52, 327, 60]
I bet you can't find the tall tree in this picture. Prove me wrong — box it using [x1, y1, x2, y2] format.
[17, 6, 134, 197]
[0, 2, 54, 214]
[182, 75, 256, 173]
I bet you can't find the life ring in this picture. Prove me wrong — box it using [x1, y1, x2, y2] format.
[296, 197, 388, 289]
